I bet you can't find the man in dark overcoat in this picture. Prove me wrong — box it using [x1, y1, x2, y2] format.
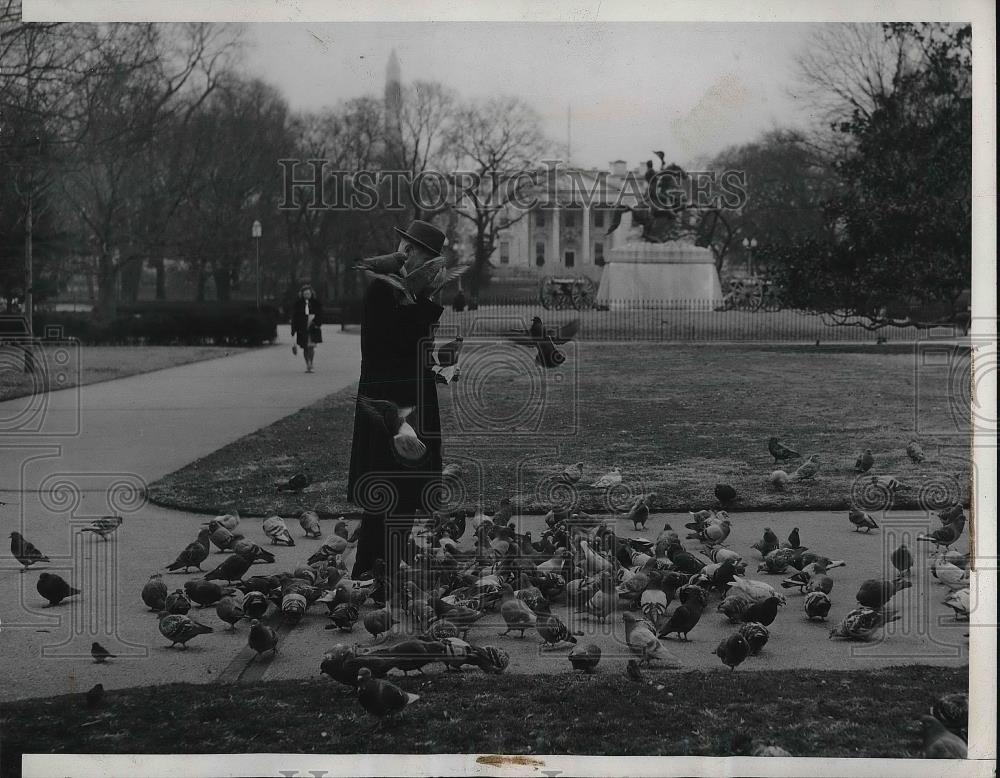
[346, 220, 447, 585]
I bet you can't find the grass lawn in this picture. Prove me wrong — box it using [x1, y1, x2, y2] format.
[0, 344, 249, 402]
[0, 666, 965, 772]
[147, 343, 972, 516]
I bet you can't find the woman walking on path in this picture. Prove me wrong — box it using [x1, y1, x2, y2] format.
[290, 284, 323, 373]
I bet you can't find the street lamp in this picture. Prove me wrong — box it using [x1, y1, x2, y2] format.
[742, 236, 758, 277]
[251, 220, 262, 309]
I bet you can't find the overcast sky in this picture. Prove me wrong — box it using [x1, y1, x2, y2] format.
[241, 22, 823, 170]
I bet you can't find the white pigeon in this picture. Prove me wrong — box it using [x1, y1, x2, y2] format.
[789, 455, 820, 482]
[591, 466, 623, 489]
[934, 560, 970, 591]
[728, 576, 787, 605]
[214, 513, 240, 532]
[942, 588, 969, 620]
[262, 516, 295, 546]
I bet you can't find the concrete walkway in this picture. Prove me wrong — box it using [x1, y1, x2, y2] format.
[0, 326, 362, 701]
[0, 326, 970, 703]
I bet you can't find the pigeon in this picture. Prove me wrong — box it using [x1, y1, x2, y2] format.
[625, 495, 650, 531]
[741, 596, 781, 626]
[141, 574, 168, 611]
[789, 454, 820, 481]
[277, 472, 311, 492]
[204, 519, 242, 553]
[354, 250, 407, 275]
[158, 613, 213, 648]
[919, 715, 967, 758]
[917, 516, 966, 547]
[657, 597, 705, 641]
[932, 559, 969, 591]
[568, 643, 601, 672]
[354, 395, 430, 466]
[768, 470, 789, 489]
[183, 580, 224, 607]
[848, 509, 879, 533]
[623, 612, 680, 665]
[216, 592, 245, 629]
[37, 572, 80, 606]
[91, 641, 114, 664]
[856, 578, 912, 610]
[535, 604, 579, 647]
[714, 484, 737, 505]
[504, 317, 580, 368]
[767, 437, 800, 464]
[890, 544, 913, 577]
[828, 606, 899, 641]
[164, 589, 192, 615]
[931, 693, 968, 742]
[248, 619, 278, 656]
[715, 633, 751, 671]
[937, 504, 965, 526]
[298, 510, 322, 539]
[906, 440, 926, 463]
[165, 529, 211, 572]
[560, 462, 584, 485]
[784, 528, 803, 550]
[204, 554, 252, 584]
[212, 513, 241, 532]
[364, 607, 397, 643]
[752, 528, 780, 558]
[435, 336, 464, 368]
[78, 515, 123, 541]
[262, 516, 295, 547]
[942, 588, 970, 620]
[233, 540, 276, 564]
[854, 449, 875, 473]
[85, 683, 104, 709]
[9, 531, 50, 572]
[356, 667, 420, 719]
[499, 584, 536, 638]
[326, 602, 360, 632]
[592, 466, 622, 489]
[281, 592, 307, 624]
[625, 659, 646, 683]
[737, 622, 770, 655]
[243, 590, 270, 620]
[803, 591, 832, 620]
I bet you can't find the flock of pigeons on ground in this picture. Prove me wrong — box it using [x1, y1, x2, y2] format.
[6, 430, 972, 757]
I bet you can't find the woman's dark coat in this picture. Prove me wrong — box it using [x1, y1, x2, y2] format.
[347, 276, 444, 515]
[290, 297, 323, 348]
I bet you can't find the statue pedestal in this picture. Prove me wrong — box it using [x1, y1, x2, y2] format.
[595, 240, 722, 309]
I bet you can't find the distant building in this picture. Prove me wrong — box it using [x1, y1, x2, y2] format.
[489, 160, 644, 282]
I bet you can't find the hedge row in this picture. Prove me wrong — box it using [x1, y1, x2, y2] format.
[31, 303, 279, 346]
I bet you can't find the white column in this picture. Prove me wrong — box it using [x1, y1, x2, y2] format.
[551, 205, 560, 268]
[581, 203, 590, 265]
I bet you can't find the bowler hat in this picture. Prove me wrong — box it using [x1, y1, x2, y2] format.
[394, 219, 447, 256]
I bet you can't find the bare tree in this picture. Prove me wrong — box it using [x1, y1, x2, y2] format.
[446, 95, 552, 295]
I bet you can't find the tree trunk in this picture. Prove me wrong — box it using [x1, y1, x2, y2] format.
[153, 258, 166, 300]
[119, 256, 143, 303]
[213, 268, 231, 301]
[96, 251, 118, 319]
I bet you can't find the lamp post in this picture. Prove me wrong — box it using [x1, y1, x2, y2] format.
[251, 220, 262, 309]
[742, 236, 758, 277]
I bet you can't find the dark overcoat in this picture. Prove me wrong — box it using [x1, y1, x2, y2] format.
[290, 298, 323, 348]
[346, 275, 445, 515]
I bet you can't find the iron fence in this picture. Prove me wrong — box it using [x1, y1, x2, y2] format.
[437, 298, 965, 343]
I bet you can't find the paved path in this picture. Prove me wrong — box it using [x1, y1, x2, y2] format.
[0, 326, 361, 701]
[0, 327, 970, 703]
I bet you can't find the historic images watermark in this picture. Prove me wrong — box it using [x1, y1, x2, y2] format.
[276, 158, 748, 214]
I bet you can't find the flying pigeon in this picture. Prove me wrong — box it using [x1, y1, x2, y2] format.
[767, 437, 800, 464]
[37, 572, 80, 606]
[262, 516, 295, 546]
[354, 395, 430, 466]
[356, 255, 459, 305]
[158, 613, 213, 648]
[434, 336, 464, 368]
[789, 455, 820, 481]
[79, 516, 123, 541]
[91, 642, 114, 664]
[9, 531, 50, 572]
[854, 449, 875, 473]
